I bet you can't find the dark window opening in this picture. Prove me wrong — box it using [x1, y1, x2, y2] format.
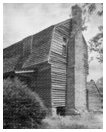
[63, 37, 67, 43]
[56, 107, 65, 116]
[62, 36, 68, 57]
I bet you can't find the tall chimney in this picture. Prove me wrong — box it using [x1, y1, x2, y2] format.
[66, 5, 87, 115]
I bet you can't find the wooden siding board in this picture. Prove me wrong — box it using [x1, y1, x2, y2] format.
[49, 20, 71, 108]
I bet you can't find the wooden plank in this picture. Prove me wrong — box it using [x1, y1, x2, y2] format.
[50, 23, 70, 108]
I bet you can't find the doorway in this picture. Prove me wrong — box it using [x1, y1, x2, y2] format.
[56, 107, 65, 116]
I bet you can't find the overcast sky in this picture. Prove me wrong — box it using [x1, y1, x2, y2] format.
[3, 3, 103, 81]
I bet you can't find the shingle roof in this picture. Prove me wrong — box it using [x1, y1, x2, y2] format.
[3, 25, 54, 73]
[22, 26, 54, 68]
[3, 40, 23, 58]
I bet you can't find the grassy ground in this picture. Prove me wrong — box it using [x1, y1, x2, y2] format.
[41, 111, 103, 129]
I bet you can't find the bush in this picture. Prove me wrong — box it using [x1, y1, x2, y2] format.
[3, 77, 47, 129]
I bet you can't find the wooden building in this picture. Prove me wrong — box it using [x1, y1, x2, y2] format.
[87, 80, 103, 112]
[3, 5, 89, 115]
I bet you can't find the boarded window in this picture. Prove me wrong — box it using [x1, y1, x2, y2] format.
[62, 37, 67, 57]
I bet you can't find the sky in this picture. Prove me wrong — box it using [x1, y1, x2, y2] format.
[3, 3, 103, 81]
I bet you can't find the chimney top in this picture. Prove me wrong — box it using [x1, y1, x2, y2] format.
[71, 4, 82, 19]
[71, 4, 82, 31]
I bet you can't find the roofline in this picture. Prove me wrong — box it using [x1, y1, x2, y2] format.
[3, 40, 23, 50]
[3, 18, 72, 50]
[55, 18, 71, 27]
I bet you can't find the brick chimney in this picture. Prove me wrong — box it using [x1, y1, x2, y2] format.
[66, 4, 87, 115]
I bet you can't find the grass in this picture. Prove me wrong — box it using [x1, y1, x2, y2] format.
[41, 111, 103, 129]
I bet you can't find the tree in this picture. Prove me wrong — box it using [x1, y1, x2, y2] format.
[81, 3, 103, 63]
[3, 77, 47, 129]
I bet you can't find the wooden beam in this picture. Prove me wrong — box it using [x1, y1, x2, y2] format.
[15, 70, 35, 74]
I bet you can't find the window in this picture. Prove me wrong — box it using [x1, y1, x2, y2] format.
[62, 36, 68, 57]
[63, 37, 67, 43]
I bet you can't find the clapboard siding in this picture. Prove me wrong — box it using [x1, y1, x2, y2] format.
[49, 21, 71, 108]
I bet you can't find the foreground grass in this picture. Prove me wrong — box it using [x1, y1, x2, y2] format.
[41, 111, 103, 129]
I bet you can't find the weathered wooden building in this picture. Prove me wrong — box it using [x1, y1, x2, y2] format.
[3, 5, 89, 115]
[87, 80, 103, 112]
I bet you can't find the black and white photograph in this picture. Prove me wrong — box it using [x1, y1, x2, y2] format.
[3, 2, 103, 129]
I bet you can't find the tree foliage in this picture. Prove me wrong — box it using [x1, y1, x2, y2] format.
[3, 77, 47, 129]
[81, 3, 103, 63]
